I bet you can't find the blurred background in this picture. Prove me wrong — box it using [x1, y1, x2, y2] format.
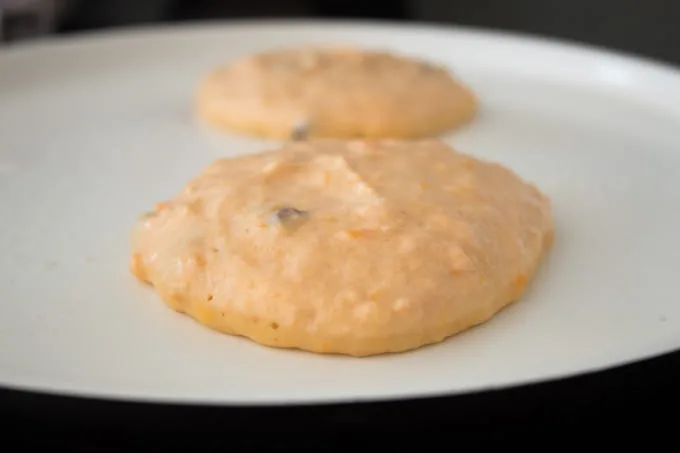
[0, 0, 679, 65]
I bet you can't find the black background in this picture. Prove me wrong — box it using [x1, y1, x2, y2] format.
[52, 0, 680, 65]
[2, 0, 680, 446]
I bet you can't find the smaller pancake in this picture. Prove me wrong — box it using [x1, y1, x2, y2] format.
[195, 46, 478, 139]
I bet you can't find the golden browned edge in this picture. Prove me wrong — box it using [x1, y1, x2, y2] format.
[192, 72, 480, 140]
[130, 222, 554, 358]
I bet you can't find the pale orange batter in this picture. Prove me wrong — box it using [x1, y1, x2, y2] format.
[195, 46, 478, 139]
[130, 140, 553, 356]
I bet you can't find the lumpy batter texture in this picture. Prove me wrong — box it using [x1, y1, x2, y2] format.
[130, 140, 553, 356]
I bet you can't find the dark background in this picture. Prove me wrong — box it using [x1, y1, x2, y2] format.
[2, 0, 680, 65]
[2, 0, 680, 445]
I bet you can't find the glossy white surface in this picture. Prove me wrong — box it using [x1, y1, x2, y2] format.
[1, 20, 679, 405]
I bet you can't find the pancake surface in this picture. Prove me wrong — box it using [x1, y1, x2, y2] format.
[130, 140, 553, 356]
[195, 47, 478, 139]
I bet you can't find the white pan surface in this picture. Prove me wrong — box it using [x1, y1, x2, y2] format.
[1, 20, 679, 405]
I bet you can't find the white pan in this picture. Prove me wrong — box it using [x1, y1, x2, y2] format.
[1, 20, 679, 405]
